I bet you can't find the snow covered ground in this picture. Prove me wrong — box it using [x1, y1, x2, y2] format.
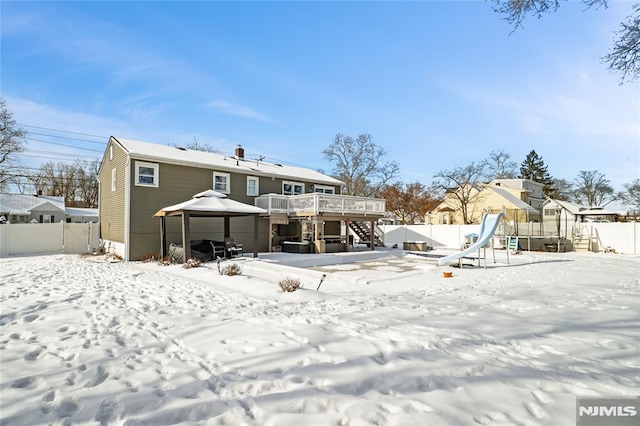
[0, 250, 638, 425]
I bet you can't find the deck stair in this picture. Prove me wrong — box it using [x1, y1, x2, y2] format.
[349, 221, 385, 247]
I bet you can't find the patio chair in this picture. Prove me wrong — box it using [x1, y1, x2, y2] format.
[224, 238, 243, 258]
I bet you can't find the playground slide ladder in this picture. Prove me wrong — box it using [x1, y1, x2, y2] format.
[507, 236, 519, 252]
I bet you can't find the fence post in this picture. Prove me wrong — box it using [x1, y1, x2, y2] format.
[61, 221, 66, 253]
[0, 222, 8, 257]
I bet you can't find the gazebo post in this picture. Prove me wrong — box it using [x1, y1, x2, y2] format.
[224, 216, 230, 239]
[224, 216, 230, 258]
[253, 215, 259, 258]
[160, 216, 167, 258]
[370, 220, 375, 251]
[182, 212, 191, 262]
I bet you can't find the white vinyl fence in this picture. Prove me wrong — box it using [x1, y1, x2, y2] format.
[380, 222, 640, 255]
[0, 222, 100, 257]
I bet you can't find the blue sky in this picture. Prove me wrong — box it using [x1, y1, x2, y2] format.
[2, 1, 638, 204]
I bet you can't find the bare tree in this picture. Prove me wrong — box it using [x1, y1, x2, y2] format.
[33, 160, 99, 207]
[175, 136, 219, 153]
[604, 4, 640, 83]
[433, 161, 487, 224]
[74, 159, 100, 207]
[485, 149, 517, 180]
[618, 179, 640, 210]
[548, 178, 574, 201]
[573, 170, 616, 207]
[0, 98, 27, 191]
[322, 133, 399, 197]
[377, 182, 441, 224]
[37, 162, 77, 205]
[492, 0, 639, 83]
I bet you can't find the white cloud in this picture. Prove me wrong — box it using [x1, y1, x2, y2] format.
[204, 99, 276, 124]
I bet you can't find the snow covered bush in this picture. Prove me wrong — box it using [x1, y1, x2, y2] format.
[183, 258, 201, 269]
[221, 263, 242, 276]
[279, 277, 302, 292]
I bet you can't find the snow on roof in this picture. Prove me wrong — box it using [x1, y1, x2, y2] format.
[66, 207, 98, 217]
[544, 199, 588, 214]
[575, 208, 619, 216]
[487, 186, 540, 214]
[112, 136, 344, 187]
[155, 190, 267, 216]
[0, 193, 66, 214]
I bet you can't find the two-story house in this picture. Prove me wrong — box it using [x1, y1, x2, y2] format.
[427, 179, 541, 225]
[98, 136, 386, 261]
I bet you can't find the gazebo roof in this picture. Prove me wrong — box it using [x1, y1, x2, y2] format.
[154, 190, 267, 217]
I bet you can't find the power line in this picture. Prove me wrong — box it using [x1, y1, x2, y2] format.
[19, 152, 101, 161]
[25, 137, 105, 153]
[17, 123, 107, 139]
[27, 131, 107, 145]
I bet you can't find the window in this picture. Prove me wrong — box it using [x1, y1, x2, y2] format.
[214, 172, 230, 194]
[111, 168, 117, 191]
[109, 145, 113, 160]
[544, 208, 558, 216]
[247, 176, 259, 196]
[283, 181, 304, 195]
[39, 215, 54, 223]
[135, 161, 159, 187]
[314, 185, 334, 194]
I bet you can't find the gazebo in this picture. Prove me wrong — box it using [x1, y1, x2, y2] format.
[575, 208, 619, 222]
[153, 190, 267, 261]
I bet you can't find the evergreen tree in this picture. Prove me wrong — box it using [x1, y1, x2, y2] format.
[519, 150, 554, 197]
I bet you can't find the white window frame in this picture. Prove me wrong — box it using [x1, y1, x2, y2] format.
[214, 172, 231, 194]
[282, 181, 304, 196]
[246, 176, 259, 196]
[314, 185, 335, 194]
[109, 145, 113, 160]
[111, 168, 117, 191]
[135, 161, 159, 188]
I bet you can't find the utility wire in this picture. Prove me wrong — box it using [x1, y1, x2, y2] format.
[17, 123, 107, 139]
[25, 137, 105, 153]
[27, 131, 107, 145]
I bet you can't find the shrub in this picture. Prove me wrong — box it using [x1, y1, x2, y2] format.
[279, 277, 302, 292]
[221, 263, 242, 276]
[141, 252, 161, 263]
[183, 258, 201, 269]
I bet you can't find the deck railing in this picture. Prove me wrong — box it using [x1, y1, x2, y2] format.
[255, 193, 386, 216]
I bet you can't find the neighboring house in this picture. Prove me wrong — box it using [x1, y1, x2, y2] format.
[98, 136, 387, 261]
[543, 200, 618, 229]
[542, 199, 587, 229]
[0, 193, 67, 224]
[65, 207, 99, 223]
[428, 180, 541, 225]
[489, 179, 545, 210]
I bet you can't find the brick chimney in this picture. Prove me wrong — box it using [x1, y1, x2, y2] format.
[235, 145, 244, 160]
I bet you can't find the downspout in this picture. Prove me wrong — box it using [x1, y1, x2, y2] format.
[124, 157, 131, 261]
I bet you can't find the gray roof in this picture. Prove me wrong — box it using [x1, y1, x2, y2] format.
[487, 186, 540, 215]
[66, 207, 98, 217]
[0, 194, 66, 214]
[111, 136, 345, 187]
[544, 199, 588, 215]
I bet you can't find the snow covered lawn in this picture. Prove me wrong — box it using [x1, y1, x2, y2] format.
[1, 251, 638, 425]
